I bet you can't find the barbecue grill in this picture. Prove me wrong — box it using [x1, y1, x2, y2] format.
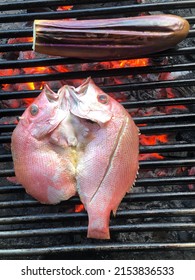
[0, 0, 195, 260]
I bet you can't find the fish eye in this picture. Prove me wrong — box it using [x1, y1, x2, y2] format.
[97, 94, 109, 104]
[30, 104, 39, 116]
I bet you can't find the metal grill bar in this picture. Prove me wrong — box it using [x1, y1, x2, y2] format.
[1, 125, 194, 138]
[136, 176, 195, 186]
[1, 207, 195, 225]
[140, 123, 195, 134]
[103, 79, 195, 91]
[135, 114, 195, 124]
[1, 191, 195, 209]
[0, 42, 32, 52]
[1, 92, 194, 110]
[6, 182, 191, 195]
[1, 44, 195, 60]
[0, 108, 26, 117]
[1, 222, 195, 238]
[0, 0, 125, 11]
[139, 143, 195, 153]
[0, 242, 194, 257]
[0, 29, 32, 39]
[1, 63, 195, 81]
[139, 159, 195, 168]
[0, 57, 95, 68]
[0, 185, 23, 194]
[1, 70, 195, 90]
[123, 97, 195, 109]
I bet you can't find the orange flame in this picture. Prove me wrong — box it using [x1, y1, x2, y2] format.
[26, 82, 35, 90]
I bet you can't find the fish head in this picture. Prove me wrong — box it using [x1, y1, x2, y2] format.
[67, 77, 114, 125]
[18, 84, 68, 139]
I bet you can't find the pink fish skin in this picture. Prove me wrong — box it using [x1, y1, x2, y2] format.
[11, 85, 77, 204]
[68, 78, 139, 239]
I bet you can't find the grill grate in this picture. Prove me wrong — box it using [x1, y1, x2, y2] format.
[0, 0, 195, 259]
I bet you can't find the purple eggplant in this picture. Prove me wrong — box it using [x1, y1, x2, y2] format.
[33, 15, 189, 60]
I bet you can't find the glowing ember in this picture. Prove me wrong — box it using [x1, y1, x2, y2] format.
[7, 37, 33, 44]
[166, 88, 187, 111]
[148, 153, 164, 159]
[140, 134, 168, 146]
[119, 58, 148, 68]
[75, 204, 85, 213]
[26, 66, 52, 74]
[57, 6, 73, 11]
[139, 135, 167, 160]
[25, 82, 35, 90]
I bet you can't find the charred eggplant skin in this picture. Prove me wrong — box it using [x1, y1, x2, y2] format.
[33, 15, 189, 60]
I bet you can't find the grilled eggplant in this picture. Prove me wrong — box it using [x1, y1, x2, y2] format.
[33, 15, 189, 60]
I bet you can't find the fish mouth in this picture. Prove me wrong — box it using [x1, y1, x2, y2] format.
[44, 84, 70, 113]
[76, 77, 91, 95]
[28, 85, 69, 139]
[44, 84, 59, 102]
[66, 78, 112, 124]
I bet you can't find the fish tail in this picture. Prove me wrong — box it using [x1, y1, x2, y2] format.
[87, 206, 111, 239]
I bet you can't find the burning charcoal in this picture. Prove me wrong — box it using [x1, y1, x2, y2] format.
[1, 51, 19, 61]
[188, 167, 195, 190]
[149, 57, 167, 65]
[176, 130, 195, 144]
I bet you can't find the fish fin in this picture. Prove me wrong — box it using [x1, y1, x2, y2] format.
[127, 165, 140, 192]
[87, 205, 111, 239]
[7, 176, 20, 185]
[112, 209, 117, 217]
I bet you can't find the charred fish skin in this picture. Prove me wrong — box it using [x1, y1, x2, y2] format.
[33, 15, 189, 60]
[67, 78, 139, 239]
